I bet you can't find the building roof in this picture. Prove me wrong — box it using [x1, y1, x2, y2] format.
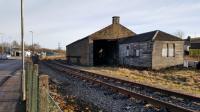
[66, 17, 135, 47]
[190, 43, 200, 49]
[190, 37, 200, 43]
[119, 30, 182, 44]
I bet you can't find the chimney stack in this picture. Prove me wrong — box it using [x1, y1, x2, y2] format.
[112, 16, 120, 24]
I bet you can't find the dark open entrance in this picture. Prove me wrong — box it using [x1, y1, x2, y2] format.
[93, 40, 118, 66]
[16, 52, 20, 56]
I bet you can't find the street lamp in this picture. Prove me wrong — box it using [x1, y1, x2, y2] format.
[20, 0, 24, 72]
[21, 0, 25, 101]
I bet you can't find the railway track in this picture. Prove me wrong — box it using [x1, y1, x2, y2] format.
[44, 60, 200, 112]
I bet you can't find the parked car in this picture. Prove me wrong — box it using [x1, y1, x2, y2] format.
[6, 54, 11, 58]
[0, 54, 6, 60]
[0, 54, 11, 60]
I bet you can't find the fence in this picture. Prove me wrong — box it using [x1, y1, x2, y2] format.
[25, 62, 62, 112]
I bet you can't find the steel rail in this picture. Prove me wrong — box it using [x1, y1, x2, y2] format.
[53, 60, 200, 102]
[44, 61, 200, 112]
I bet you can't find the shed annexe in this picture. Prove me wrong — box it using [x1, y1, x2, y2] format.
[119, 30, 184, 70]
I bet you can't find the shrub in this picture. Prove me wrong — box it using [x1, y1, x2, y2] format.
[189, 49, 200, 56]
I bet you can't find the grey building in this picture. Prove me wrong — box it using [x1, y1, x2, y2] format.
[66, 16, 135, 66]
[184, 37, 200, 56]
[184, 37, 200, 50]
[66, 17, 184, 70]
[119, 30, 184, 70]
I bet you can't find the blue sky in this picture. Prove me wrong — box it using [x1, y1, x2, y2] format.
[0, 0, 200, 49]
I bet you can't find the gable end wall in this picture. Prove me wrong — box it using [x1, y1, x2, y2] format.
[66, 38, 90, 65]
[152, 41, 184, 70]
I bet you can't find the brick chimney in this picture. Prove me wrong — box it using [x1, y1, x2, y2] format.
[112, 16, 120, 24]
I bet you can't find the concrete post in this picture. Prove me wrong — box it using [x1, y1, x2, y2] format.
[39, 75, 49, 112]
[31, 64, 38, 112]
[25, 62, 32, 112]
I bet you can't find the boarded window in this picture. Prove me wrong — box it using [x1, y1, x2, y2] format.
[162, 44, 168, 57]
[126, 45, 129, 56]
[129, 44, 134, 56]
[168, 43, 175, 57]
[136, 50, 140, 57]
[147, 43, 152, 49]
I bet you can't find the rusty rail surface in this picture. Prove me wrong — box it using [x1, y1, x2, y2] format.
[44, 60, 200, 112]
[54, 60, 200, 101]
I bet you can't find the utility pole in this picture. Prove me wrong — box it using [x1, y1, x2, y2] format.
[58, 42, 61, 50]
[21, 0, 25, 101]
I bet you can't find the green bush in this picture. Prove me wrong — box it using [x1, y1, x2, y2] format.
[189, 49, 200, 56]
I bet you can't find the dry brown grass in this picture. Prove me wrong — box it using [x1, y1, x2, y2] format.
[185, 55, 200, 61]
[42, 55, 65, 60]
[76, 66, 200, 96]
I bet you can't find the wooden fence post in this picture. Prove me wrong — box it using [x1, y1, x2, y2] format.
[25, 63, 28, 111]
[39, 75, 49, 112]
[22, 69, 26, 101]
[25, 62, 32, 112]
[31, 64, 39, 112]
[25, 63, 51, 112]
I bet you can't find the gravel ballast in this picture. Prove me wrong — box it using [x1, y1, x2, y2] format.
[39, 62, 162, 112]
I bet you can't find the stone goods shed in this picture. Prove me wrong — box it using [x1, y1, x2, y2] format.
[66, 16, 135, 66]
[119, 30, 184, 70]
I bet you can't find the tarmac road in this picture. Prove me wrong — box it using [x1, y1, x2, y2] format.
[0, 59, 22, 112]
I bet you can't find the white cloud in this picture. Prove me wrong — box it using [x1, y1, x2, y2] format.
[0, 0, 200, 48]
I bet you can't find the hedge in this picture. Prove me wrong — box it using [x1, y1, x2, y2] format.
[189, 49, 200, 56]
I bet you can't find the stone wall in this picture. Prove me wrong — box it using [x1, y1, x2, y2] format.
[119, 41, 153, 67]
[66, 38, 90, 65]
[66, 17, 135, 66]
[88, 39, 93, 66]
[152, 41, 184, 70]
[91, 24, 135, 40]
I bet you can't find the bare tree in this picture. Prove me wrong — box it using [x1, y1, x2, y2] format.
[174, 31, 185, 39]
[11, 40, 20, 48]
[33, 43, 41, 49]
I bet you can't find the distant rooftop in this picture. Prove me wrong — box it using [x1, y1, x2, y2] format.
[190, 37, 200, 43]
